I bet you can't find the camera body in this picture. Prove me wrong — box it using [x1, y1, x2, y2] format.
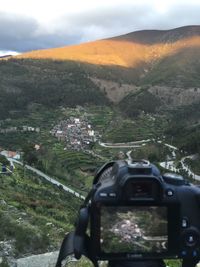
[89, 160, 200, 262]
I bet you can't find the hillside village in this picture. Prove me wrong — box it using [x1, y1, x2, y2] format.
[50, 116, 99, 151]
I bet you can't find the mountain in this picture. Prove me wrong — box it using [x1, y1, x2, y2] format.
[111, 25, 200, 44]
[1, 25, 200, 118]
[14, 25, 200, 99]
[17, 25, 200, 69]
[0, 26, 200, 109]
[0, 27, 200, 265]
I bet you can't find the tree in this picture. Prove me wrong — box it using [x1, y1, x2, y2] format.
[22, 144, 38, 165]
[0, 257, 9, 267]
[0, 155, 9, 166]
[148, 152, 159, 162]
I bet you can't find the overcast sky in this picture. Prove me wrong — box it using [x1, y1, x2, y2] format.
[0, 0, 200, 55]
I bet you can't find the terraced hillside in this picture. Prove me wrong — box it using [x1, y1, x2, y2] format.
[0, 166, 81, 262]
[1, 26, 200, 267]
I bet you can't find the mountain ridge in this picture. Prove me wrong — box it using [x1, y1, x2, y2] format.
[16, 25, 200, 68]
[1, 25, 200, 118]
[0, 26, 200, 267]
[111, 25, 200, 44]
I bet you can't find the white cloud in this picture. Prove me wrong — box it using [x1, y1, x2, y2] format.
[0, 0, 199, 52]
[0, 50, 20, 57]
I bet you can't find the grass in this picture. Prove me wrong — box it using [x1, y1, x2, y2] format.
[103, 113, 168, 143]
[0, 167, 82, 257]
[35, 143, 103, 194]
[0, 105, 196, 266]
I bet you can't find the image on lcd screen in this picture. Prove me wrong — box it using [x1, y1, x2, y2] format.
[100, 206, 168, 254]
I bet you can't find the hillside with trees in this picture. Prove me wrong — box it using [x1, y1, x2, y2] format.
[0, 59, 109, 120]
[0, 26, 200, 266]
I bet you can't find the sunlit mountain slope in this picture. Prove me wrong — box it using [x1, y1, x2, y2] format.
[17, 26, 200, 69]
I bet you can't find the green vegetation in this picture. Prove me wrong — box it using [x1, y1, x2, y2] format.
[103, 113, 168, 142]
[85, 105, 115, 133]
[0, 166, 82, 257]
[0, 59, 109, 120]
[79, 61, 141, 85]
[0, 155, 9, 166]
[0, 106, 62, 150]
[35, 145, 102, 193]
[0, 258, 9, 267]
[119, 90, 162, 117]
[0, 105, 169, 192]
[164, 260, 181, 267]
[166, 103, 200, 155]
[142, 47, 200, 88]
[0, 54, 199, 265]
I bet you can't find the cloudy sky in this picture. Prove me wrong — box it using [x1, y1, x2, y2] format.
[0, 0, 200, 55]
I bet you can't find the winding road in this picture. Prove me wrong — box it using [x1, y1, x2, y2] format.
[99, 139, 151, 148]
[7, 138, 200, 202]
[8, 158, 86, 200]
[100, 139, 200, 182]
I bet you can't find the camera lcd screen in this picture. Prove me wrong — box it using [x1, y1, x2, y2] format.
[100, 206, 168, 254]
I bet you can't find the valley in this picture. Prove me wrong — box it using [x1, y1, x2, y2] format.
[0, 25, 200, 267]
[0, 107, 199, 267]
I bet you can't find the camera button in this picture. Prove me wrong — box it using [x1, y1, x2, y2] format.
[109, 193, 116, 198]
[182, 218, 189, 228]
[192, 250, 198, 257]
[166, 189, 174, 196]
[99, 192, 107, 197]
[181, 250, 187, 257]
[188, 235, 195, 243]
[185, 233, 198, 247]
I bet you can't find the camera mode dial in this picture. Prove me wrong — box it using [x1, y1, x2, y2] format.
[182, 228, 200, 248]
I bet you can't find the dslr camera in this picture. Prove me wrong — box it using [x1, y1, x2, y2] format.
[56, 159, 200, 267]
